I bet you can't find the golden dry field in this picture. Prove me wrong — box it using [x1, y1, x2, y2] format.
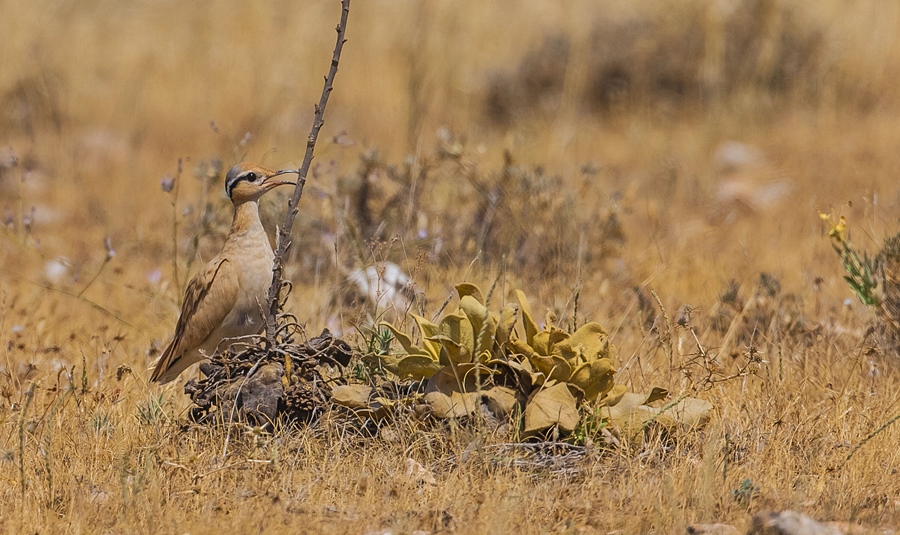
[2, 1, 900, 533]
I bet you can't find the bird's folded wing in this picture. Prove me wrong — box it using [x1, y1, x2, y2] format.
[151, 258, 239, 380]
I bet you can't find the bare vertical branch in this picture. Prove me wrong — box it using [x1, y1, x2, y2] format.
[265, 0, 351, 346]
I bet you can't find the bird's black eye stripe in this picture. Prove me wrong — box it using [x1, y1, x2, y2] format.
[225, 172, 262, 197]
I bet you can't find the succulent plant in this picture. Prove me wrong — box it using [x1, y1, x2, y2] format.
[340, 282, 712, 439]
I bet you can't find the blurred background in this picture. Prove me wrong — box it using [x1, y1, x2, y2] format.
[1, 0, 899, 373]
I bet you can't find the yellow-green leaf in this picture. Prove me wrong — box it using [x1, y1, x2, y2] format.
[515, 289, 540, 347]
[495, 303, 519, 346]
[493, 358, 538, 393]
[331, 385, 373, 410]
[426, 363, 495, 395]
[555, 322, 612, 363]
[523, 382, 579, 437]
[424, 363, 494, 419]
[532, 330, 551, 356]
[424, 390, 480, 419]
[483, 386, 522, 417]
[529, 353, 571, 383]
[568, 358, 616, 402]
[455, 282, 485, 304]
[459, 295, 497, 355]
[396, 355, 444, 380]
[545, 329, 570, 356]
[410, 313, 442, 361]
[511, 356, 546, 387]
[431, 310, 474, 364]
[598, 383, 627, 407]
[379, 322, 424, 357]
[507, 338, 535, 357]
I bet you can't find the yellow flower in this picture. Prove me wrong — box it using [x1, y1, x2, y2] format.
[829, 215, 847, 243]
[817, 209, 847, 243]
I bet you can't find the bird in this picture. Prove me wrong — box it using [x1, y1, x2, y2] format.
[150, 162, 296, 384]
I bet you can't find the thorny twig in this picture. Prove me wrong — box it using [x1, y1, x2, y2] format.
[265, 0, 351, 347]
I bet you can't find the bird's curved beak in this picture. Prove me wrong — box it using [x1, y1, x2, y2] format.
[263, 169, 298, 189]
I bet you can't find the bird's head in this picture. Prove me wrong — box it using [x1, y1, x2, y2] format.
[225, 162, 297, 204]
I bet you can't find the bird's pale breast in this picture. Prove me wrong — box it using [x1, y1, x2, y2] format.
[218, 223, 275, 340]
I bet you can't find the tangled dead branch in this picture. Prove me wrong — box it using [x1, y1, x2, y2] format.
[184, 326, 353, 426]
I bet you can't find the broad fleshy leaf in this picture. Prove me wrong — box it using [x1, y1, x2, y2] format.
[515, 289, 540, 347]
[568, 358, 615, 401]
[495, 303, 519, 346]
[424, 363, 495, 419]
[379, 322, 425, 357]
[410, 313, 442, 361]
[523, 382, 580, 437]
[554, 322, 613, 363]
[598, 383, 628, 407]
[529, 353, 572, 383]
[455, 282, 486, 304]
[605, 390, 713, 434]
[508, 338, 535, 357]
[459, 295, 497, 355]
[395, 354, 444, 380]
[426, 363, 494, 395]
[482, 386, 522, 417]
[331, 384, 373, 410]
[435, 309, 475, 364]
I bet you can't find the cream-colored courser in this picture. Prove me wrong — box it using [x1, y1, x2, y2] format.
[150, 162, 295, 384]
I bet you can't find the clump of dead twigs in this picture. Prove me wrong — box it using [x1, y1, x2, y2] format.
[184, 321, 354, 427]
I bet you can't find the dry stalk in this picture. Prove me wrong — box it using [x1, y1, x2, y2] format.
[841, 411, 900, 468]
[265, 0, 351, 347]
[650, 289, 673, 368]
[18, 383, 35, 506]
[0, 267, 135, 329]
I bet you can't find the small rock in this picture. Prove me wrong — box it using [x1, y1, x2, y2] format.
[713, 140, 765, 174]
[344, 262, 417, 316]
[44, 257, 71, 284]
[234, 363, 284, 425]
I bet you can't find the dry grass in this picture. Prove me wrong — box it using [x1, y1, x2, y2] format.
[1, 0, 900, 533]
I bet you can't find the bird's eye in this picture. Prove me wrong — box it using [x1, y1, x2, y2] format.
[244, 172, 258, 182]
